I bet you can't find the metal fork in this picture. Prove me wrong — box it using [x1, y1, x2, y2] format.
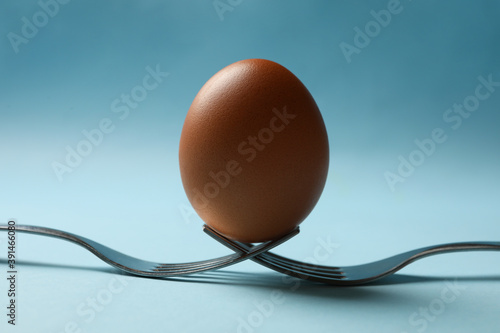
[1, 224, 499, 285]
[203, 226, 500, 285]
[0, 224, 298, 277]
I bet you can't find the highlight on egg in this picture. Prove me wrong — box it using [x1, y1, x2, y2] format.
[179, 59, 329, 243]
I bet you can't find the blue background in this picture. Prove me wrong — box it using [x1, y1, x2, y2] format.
[1, 0, 499, 332]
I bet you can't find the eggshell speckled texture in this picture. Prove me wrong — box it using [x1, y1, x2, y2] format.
[179, 59, 329, 243]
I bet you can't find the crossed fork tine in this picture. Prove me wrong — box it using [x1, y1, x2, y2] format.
[153, 228, 298, 274]
[203, 225, 347, 282]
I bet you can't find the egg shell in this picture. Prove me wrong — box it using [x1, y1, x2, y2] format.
[179, 59, 329, 243]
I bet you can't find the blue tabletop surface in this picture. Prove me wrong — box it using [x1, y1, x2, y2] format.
[1, 1, 499, 332]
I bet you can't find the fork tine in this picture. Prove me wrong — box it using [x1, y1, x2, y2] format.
[256, 253, 345, 276]
[153, 228, 299, 275]
[257, 256, 348, 281]
[154, 254, 237, 268]
[152, 254, 239, 272]
[203, 226, 347, 281]
[248, 250, 343, 273]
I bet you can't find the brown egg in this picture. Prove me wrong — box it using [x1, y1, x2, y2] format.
[179, 59, 329, 243]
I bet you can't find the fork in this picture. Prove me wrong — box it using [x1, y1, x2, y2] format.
[1, 224, 499, 285]
[203, 226, 500, 285]
[0, 224, 298, 277]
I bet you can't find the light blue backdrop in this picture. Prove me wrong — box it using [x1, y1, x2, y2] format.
[1, 1, 499, 332]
